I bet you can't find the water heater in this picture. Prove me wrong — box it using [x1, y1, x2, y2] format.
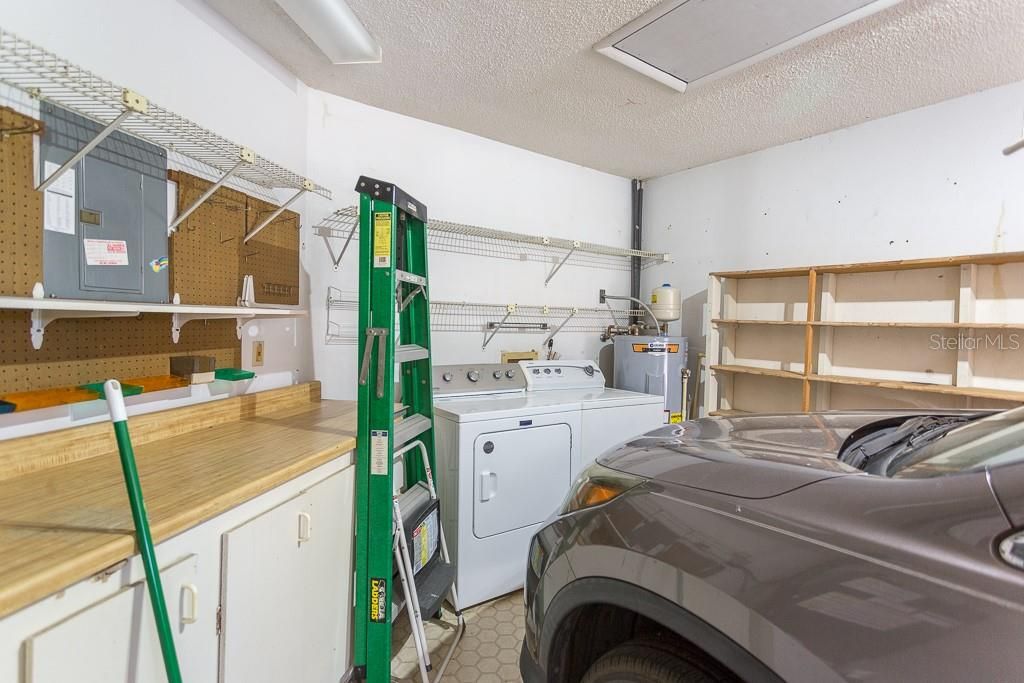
[613, 335, 688, 423]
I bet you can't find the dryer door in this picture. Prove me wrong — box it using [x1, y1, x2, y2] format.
[473, 423, 571, 539]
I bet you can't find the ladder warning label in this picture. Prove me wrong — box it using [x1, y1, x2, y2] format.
[369, 577, 388, 623]
[370, 430, 389, 475]
[373, 211, 392, 268]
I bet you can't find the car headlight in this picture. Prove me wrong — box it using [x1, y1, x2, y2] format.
[560, 462, 646, 515]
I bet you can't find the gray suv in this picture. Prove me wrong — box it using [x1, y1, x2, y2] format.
[521, 409, 1024, 682]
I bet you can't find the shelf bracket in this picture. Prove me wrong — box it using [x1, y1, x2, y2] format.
[322, 225, 357, 271]
[168, 148, 254, 234]
[171, 312, 255, 343]
[481, 304, 517, 350]
[542, 308, 578, 346]
[243, 180, 313, 243]
[31, 308, 137, 350]
[545, 241, 580, 286]
[36, 89, 148, 192]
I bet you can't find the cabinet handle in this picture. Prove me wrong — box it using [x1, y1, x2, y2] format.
[298, 511, 312, 543]
[181, 583, 199, 624]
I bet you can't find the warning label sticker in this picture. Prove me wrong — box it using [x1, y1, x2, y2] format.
[370, 430, 389, 475]
[369, 577, 387, 623]
[632, 343, 680, 354]
[373, 211, 391, 268]
[84, 238, 129, 266]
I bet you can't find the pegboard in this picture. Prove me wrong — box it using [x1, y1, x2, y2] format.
[0, 310, 240, 394]
[169, 171, 299, 306]
[245, 195, 300, 306]
[0, 107, 43, 297]
[169, 171, 246, 305]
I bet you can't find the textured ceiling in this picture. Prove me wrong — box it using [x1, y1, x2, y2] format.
[206, 0, 1024, 179]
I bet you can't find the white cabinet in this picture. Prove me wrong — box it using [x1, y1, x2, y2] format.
[218, 468, 354, 683]
[24, 554, 203, 683]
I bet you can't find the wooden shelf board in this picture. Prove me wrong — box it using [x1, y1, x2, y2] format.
[712, 319, 806, 326]
[0, 387, 100, 412]
[811, 321, 1024, 329]
[125, 375, 191, 393]
[710, 267, 811, 279]
[807, 374, 1024, 402]
[711, 364, 805, 380]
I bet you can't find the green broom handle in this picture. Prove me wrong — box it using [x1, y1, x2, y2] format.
[105, 380, 183, 683]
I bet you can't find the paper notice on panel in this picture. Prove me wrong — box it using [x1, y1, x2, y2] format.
[83, 238, 129, 266]
[42, 161, 76, 235]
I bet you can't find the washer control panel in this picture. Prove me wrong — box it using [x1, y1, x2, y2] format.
[432, 363, 525, 397]
[520, 360, 605, 391]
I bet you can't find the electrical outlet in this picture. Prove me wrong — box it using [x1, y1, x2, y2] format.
[253, 340, 265, 367]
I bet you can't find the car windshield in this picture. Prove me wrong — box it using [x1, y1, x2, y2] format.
[890, 405, 1024, 478]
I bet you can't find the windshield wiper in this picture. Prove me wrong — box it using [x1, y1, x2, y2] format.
[842, 415, 978, 474]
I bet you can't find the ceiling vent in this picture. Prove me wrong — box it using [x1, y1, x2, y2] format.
[595, 0, 902, 93]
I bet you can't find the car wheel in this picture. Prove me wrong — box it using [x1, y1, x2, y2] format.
[581, 639, 733, 683]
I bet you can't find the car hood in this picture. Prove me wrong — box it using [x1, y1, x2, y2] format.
[598, 411, 915, 499]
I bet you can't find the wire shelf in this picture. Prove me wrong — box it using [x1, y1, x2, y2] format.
[313, 207, 669, 272]
[0, 27, 330, 199]
[323, 286, 642, 344]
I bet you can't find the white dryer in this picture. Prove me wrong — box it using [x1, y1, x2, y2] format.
[432, 364, 578, 608]
[432, 360, 664, 608]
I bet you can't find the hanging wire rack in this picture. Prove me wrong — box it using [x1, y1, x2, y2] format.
[313, 207, 669, 273]
[0, 27, 331, 199]
[324, 287, 644, 345]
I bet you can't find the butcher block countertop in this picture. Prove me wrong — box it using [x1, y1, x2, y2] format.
[0, 382, 358, 618]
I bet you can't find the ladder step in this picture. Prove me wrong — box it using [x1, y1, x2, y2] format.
[395, 414, 431, 448]
[393, 560, 456, 624]
[396, 270, 427, 286]
[396, 344, 429, 363]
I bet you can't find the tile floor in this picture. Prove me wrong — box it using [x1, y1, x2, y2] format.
[392, 591, 525, 682]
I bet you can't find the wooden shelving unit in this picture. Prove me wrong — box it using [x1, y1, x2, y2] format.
[705, 250, 1024, 415]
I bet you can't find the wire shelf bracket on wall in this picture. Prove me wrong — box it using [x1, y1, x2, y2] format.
[312, 207, 671, 279]
[0, 27, 331, 236]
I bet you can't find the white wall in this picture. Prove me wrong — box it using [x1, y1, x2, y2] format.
[304, 91, 631, 400]
[643, 79, 1024, 381]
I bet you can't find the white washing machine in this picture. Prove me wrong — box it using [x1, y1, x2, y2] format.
[432, 360, 663, 607]
[520, 360, 665, 471]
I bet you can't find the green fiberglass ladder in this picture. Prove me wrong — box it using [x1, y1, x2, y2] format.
[352, 176, 463, 683]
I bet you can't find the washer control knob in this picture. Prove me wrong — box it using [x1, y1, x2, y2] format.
[506, 369, 516, 379]
[467, 370, 480, 382]
[493, 370, 503, 379]
[544, 368, 552, 374]
[583, 365, 595, 377]
[442, 372, 453, 382]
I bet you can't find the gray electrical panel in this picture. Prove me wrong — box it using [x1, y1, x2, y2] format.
[613, 335, 688, 422]
[39, 103, 169, 303]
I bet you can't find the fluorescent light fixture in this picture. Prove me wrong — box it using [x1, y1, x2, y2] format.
[595, 0, 903, 93]
[275, 0, 382, 64]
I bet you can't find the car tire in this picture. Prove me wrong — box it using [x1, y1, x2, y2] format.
[580, 639, 734, 683]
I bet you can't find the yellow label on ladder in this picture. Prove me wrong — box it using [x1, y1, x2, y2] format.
[373, 211, 392, 268]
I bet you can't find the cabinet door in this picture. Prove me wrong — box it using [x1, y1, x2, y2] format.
[24, 554, 202, 683]
[219, 468, 354, 683]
